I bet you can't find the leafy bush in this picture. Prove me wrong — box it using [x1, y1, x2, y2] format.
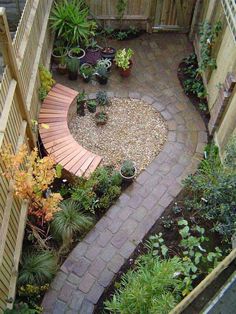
[147, 219, 223, 296]
[51, 199, 93, 248]
[105, 255, 183, 314]
[182, 53, 207, 100]
[38, 65, 55, 100]
[184, 142, 236, 238]
[223, 135, 236, 170]
[71, 167, 122, 214]
[72, 184, 98, 213]
[17, 284, 49, 312]
[18, 251, 58, 286]
[0, 144, 62, 224]
[4, 303, 37, 314]
[49, 0, 96, 46]
[115, 48, 134, 70]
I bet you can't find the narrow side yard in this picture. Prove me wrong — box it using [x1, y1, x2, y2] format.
[42, 33, 207, 314]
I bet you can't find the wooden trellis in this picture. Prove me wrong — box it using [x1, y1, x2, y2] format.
[0, 0, 53, 310]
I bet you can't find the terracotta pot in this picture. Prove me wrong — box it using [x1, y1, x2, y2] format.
[119, 61, 133, 77]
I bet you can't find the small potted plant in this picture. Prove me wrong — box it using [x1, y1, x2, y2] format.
[101, 47, 116, 61]
[120, 160, 137, 180]
[95, 111, 108, 125]
[67, 58, 79, 80]
[87, 100, 97, 113]
[77, 90, 87, 116]
[95, 91, 108, 125]
[97, 58, 112, 71]
[80, 63, 94, 82]
[68, 47, 86, 61]
[52, 46, 68, 64]
[95, 64, 108, 85]
[114, 48, 134, 77]
[96, 90, 109, 107]
[84, 39, 101, 65]
[57, 55, 67, 75]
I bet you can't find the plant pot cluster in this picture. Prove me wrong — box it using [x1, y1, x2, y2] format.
[76, 90, 111, 127]
[52, 44, 134, 81]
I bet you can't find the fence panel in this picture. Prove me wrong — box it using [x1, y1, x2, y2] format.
[193, 0, 236, 152]
[87, 0, 153, 30]
[0, 0, 53, 311]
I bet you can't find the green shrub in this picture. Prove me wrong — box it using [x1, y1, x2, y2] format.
[49, 0, 97, 46]
[17, 284, 48, 312]
[4, 303, 37, 314]
[105, 255, 183, 314]
[184, 143, 236, 238]
[71, 167, 122, 214]
[71, 185, 98, 214]
[51, 199, 94, 248]
[18, 251, 58, 286]
[223, 135, 236, 170]
[110, 171, 123, 187]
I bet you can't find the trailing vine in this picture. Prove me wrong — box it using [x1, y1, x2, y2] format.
[116, 0, 127, 21]
[198, 21, 222, 73]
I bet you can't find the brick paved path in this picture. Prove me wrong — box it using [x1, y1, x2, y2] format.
[42, 33, 207, 313]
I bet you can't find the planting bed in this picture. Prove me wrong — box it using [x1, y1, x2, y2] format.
[69, 97, 167, 172]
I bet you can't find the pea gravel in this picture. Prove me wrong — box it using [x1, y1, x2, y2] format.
[69, 97, 167, 173]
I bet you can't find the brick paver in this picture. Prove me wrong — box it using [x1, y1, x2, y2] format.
[42, 33, 207, 313]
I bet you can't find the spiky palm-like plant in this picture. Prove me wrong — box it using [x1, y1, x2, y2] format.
[18, 251, 58, 286]
[51, 199, 93, 250]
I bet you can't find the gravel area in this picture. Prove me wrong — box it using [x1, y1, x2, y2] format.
[69, 97, 167, 172]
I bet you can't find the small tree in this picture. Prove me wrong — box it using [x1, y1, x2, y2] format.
[1, 144, 62, 225]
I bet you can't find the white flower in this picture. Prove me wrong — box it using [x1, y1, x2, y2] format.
[173, 272, 181, 278]
[207, 38, 211, 44]
[62, 179, 67, 183]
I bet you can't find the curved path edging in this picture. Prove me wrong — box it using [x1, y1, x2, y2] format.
[42, 89, 207, 314]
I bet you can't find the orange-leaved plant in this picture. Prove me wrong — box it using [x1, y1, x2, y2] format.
[0, 144, 62, 224]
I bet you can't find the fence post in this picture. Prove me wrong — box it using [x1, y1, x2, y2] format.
[0, 7, 35, 148]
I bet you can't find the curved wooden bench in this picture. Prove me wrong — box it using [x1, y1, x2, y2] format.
[38, 83, 102, 178]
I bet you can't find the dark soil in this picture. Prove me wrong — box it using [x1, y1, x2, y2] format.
[177, 61, 210, 128]
[112, 29, 145, 40]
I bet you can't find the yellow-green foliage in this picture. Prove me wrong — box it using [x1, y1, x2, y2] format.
[39, 65, 55, 100]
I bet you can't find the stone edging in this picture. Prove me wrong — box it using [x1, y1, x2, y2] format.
[42, 90, 207, 314]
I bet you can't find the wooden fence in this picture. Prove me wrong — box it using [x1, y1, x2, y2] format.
[0, 0, 53, 311]
[87, 0, 154, 31]
[193, 0, 236, 152]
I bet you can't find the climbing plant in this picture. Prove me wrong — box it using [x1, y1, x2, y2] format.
[116, 0, 128, 22]
[198, 21, 222, 73]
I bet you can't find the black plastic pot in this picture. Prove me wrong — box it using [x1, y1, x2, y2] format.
[97, 75, 108, 85]
[88, 106, 96, 113]
[77, 102, 85, 116]
[82, 76, 91, 83]
[101, 47, 116, 61]
[68, 71, 78, 80]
